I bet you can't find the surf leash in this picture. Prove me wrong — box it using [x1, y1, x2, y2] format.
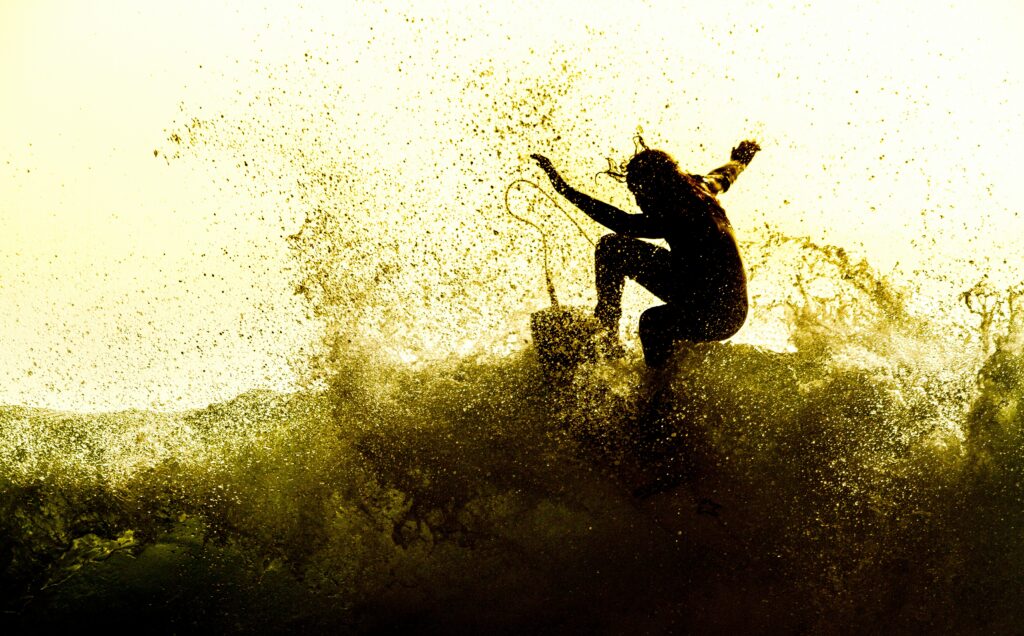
[503, 178, 596, 308]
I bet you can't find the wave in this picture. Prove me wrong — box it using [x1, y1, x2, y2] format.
[4, 256, 1024, 632]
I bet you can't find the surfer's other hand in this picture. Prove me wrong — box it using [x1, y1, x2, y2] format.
[730, 140, 760, 164]
[531, 153, 568, 192]
[530, 153, 554, 172]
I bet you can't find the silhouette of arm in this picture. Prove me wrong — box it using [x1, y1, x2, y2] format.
[702, 161, 746, 195]
[557, 184, 661, 238]
[702, 140, 761, 195]
[531, 154, 661, 238]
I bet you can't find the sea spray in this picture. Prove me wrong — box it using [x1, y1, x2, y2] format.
[4, 149, 1018, 629]
[4, 257, 1024, 632]
[6, 47, 1024, 634]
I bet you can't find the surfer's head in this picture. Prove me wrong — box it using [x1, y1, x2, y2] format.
[624, 149, 682, 203]
[598, 133, 714, 218]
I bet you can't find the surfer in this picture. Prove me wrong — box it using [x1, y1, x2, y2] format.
[531, 136, 759, 367]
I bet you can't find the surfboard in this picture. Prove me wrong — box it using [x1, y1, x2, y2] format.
[530, 306, 602, 380]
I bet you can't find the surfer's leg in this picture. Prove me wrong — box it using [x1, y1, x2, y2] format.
[594, 234, 673, 331]
[639, 298, 747, 366]
[638, 301, 716, 367]
[639, 305, 683, 367]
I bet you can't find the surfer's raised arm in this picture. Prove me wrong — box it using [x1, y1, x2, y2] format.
[531, 154, 661, 238]
[700, 140, 761, 196]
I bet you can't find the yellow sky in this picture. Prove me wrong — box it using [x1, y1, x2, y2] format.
[2, 0, 1023, 411]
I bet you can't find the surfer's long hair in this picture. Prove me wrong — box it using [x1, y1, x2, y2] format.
[601, 134, 726, 222]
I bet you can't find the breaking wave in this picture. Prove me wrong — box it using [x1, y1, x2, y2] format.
[6, 50, 1024, 634]
[4, 229, 1024, 633]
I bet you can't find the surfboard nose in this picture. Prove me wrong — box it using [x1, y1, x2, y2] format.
[530, 306, 603, 381]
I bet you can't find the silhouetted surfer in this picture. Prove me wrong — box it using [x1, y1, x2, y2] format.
[532, 136, 759, 367]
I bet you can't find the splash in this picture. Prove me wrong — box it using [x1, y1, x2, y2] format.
[4, 228, 1024, 631]
[6, 46, 1024, 634]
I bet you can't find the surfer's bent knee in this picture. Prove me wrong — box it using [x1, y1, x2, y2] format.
[640, 302, 746, 344]
[595, 233, 628, 256]
[597, 233, 621, 248]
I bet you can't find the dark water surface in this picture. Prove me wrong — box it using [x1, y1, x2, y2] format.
[4, 314, 1024, 634]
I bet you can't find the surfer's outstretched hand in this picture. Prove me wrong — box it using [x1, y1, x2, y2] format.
[531, 153, 555, 173]
[531, 153, 567, 190]
[730, 140, 761, 165]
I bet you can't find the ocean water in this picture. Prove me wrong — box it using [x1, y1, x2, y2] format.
[3, 233, 1024, 634]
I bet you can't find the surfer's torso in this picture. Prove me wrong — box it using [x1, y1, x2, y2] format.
[653, 174, 747, 327]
